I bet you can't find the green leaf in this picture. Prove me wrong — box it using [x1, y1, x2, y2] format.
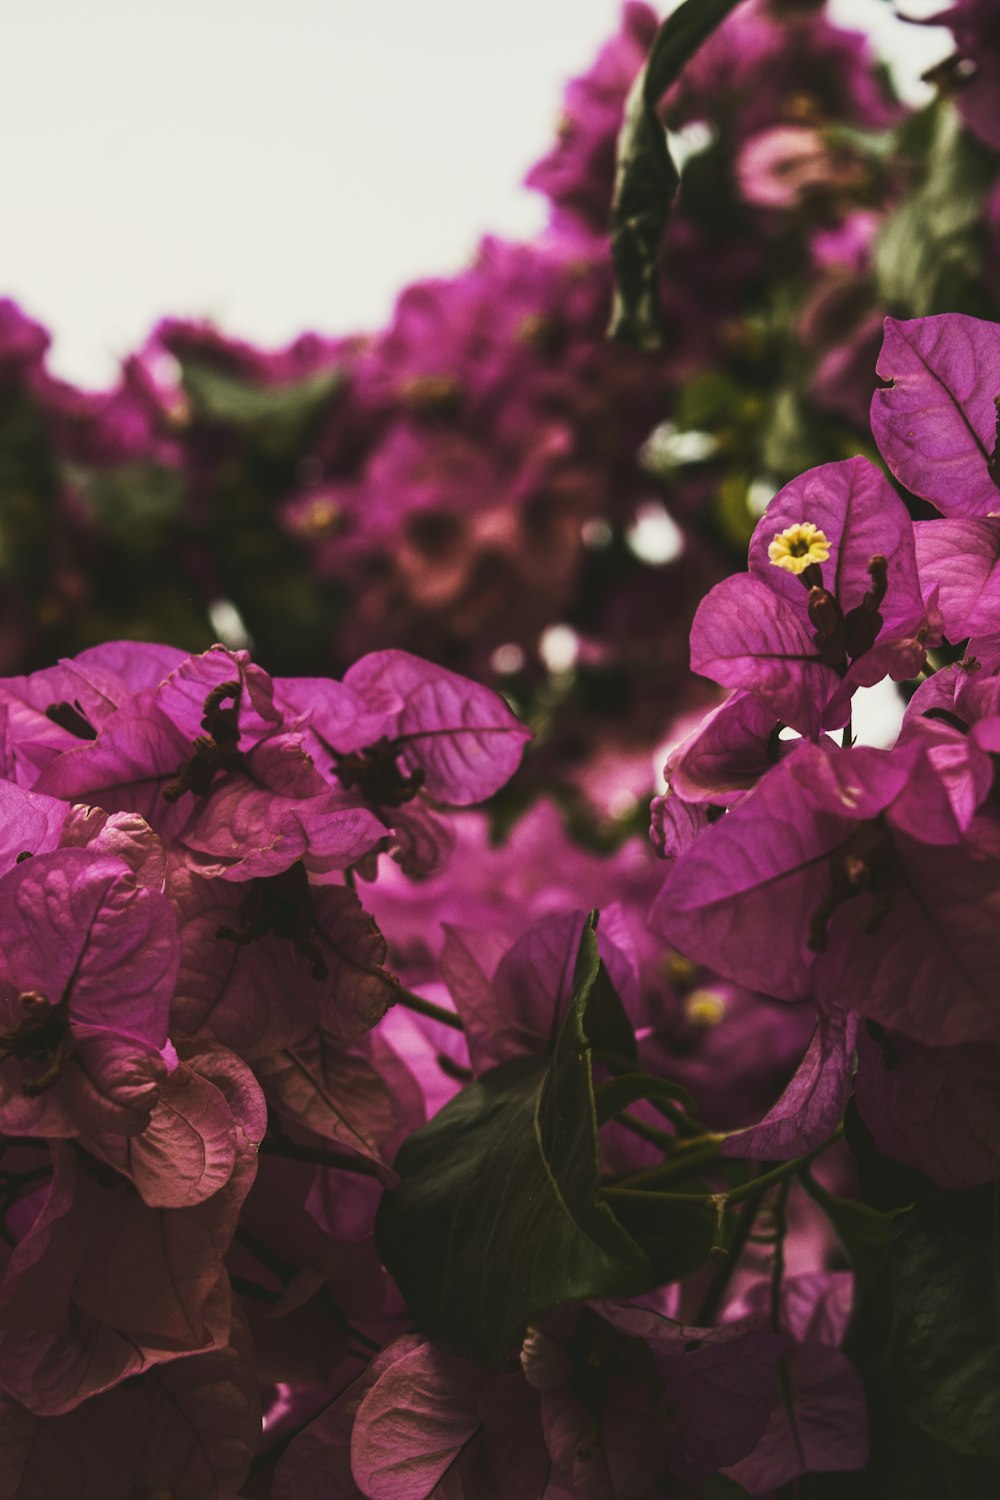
[889, 1225, 1000, 1462]
[180, 360, 342, 440]
[875, 102, 996, 318]
[586, 957, 639, 1065]
[66, 462, 185, 553]
[609, 0, 743, 347]
[375, 915, 650, 1366]
[594, 1072, 697, 1126]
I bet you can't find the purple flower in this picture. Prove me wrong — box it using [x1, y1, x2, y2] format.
[440, 907, 637, 1075]
[0, 299, 49, 381]
[85, 1043, 266, 1210]
[0, 850, 179, 1140]
[278, 649, 532, 873]
[724, 1272, 867, 1493]
[915, 515, 1000, 644]
[0, 1059, 261, 1415]
[855, 1025, 1000, 1190]
[153, 316, 344, 388]
[722, 1009, 859, 1162]
[171, 857, 398, 1058]
[690, 457, 928, 735]
[658, 689, 784, 808]
[28, 646, 387, 881]
[0, 1311, 260, 1499]
[665, 0, 900, 138]
[649, 737, 1000, 1046]
[0, 639, 187, 788]
[871, 313, 1000, 517]
[521, 1302, 782, 1495]
[283, 1304, 781, 1500]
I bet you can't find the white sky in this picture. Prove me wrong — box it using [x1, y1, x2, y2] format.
[3, 0, 951, 386]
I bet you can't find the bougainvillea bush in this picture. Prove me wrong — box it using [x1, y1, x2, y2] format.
[2, 0, 999, 853]
[3, 309, 1000, 1496]
[3, 1, 1000, 1497]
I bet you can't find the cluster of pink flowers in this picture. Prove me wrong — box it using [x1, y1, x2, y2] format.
[0, 641, 532, 1491]
[3, 2, 1000, 1495]
[0, 2, 936, 706]
[653, 311, 1000, 1186]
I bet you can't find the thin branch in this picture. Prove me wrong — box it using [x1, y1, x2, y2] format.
[396, 988, 464, 1031]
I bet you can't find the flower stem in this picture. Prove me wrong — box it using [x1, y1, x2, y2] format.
[395, 988, 465, 1030]
[602, 1125, 843, 1207]
[609, 1134, 728, 1188]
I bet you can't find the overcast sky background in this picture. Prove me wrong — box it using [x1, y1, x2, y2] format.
[4, 0, 951, 386]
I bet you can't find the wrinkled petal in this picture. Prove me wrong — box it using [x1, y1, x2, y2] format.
[722, 1011, 858, 1161]
[914, 516, 1000, 643]
[855, 1028, 1000, 1189]
[690, 575, 832, 738]
[344, 650, 532, 805]
[871, 314, 1000, 517]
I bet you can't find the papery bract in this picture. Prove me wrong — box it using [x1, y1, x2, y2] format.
[529, 1302, 784, 1494]
[650, 739, 1000, 1046]
[83, 1043, 265, 1209]
[341, 650, 533, 806]
[914, 516, 1000, 644]
[0, 1069, 261, 1414]
[724, 1272, 867, 1493]
[690, 457, 926, 735]
[0, 1310, 260, 1500]
[722, 1010, 858, 1161]
[855, 1027, 1000, 1190]
[440, 907, 636, 1074]
[871, 314, 1000, 517]
[0, 849, 179, 1139]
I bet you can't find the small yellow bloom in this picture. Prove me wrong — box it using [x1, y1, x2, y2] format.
[294, 497, 341, 537]
[685, 989, 727, 1027]
[767, 521, 831, 574]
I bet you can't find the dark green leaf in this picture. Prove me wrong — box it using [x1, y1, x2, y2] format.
[609, 0, 743, 346]
[375, 916, 650, 1366]
[180, 360, 342, 439]
[875, 103, 996, 318]
[594, 1071, 697, 1126]
[607, 1187, 716, 1287]
[586, 956, 639, 1063]
[890, 1226, 1000, 1461]
[67, 462, 184, 552]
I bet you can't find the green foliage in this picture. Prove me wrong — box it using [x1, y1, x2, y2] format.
[609, 0, 743, 346]
[375, 916, 650, 1366]
[180, 360, 342, 449]
[875, 103, 997, 318]
[68, 461, 185, 553]
[593, 1071, 697, 1125]
[889, 1225, 1000, 1463]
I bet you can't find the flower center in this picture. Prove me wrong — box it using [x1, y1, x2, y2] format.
[332, 737, 426, 809]
[162, 679, 245, 803]
[0, 990, 73, 1095]
[767, 522, 831, 574]
[685, 989, 727, 1027]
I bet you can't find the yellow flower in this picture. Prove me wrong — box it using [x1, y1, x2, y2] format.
[767, 522, 831, 574]
[685, 989, 727, 1027]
